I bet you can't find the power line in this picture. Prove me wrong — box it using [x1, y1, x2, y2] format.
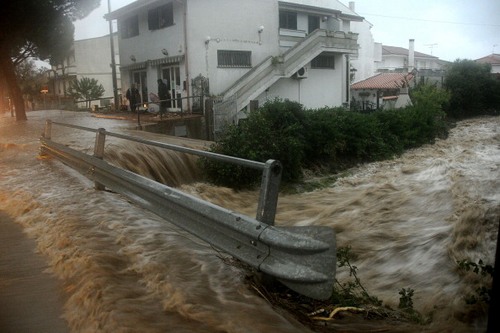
[359, 12, 500, 28]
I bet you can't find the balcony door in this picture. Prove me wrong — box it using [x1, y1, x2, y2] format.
[162, 66, 181, 110]
[132, 70, 148, 105]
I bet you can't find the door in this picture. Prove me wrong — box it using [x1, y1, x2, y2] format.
[161, 66, 181, 110]
[132, 71, 148, 105]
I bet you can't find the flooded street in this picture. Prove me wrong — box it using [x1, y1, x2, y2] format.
[1, 110, 499, 332]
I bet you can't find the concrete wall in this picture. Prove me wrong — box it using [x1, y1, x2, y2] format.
[74, 34, 121, 107]
[257, 54, 345, 109]
[187, 0, 279, 94]
[350, 19, 377, 83]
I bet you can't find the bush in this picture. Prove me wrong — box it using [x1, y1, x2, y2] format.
[202, 86, 450, 188]
[444, 59, 500, 118]
[200, 99, 306, 187]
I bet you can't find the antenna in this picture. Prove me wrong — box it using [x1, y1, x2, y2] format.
[425, 43, 438, 55]
[493, 44, 498, 54]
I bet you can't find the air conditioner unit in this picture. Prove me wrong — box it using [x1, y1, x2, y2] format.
[293, 67, 308, 79]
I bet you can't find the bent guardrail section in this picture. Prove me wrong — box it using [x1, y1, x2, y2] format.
[40, 120, 336, 300]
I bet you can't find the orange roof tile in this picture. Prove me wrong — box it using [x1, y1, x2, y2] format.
[475, 54, 500, 65]
[351, 73, 414, 90]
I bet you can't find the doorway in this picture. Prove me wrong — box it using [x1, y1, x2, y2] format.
[161, 66, 181, 111]
[132, 71, 148, 105]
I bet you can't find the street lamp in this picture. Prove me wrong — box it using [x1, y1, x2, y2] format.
[40, 87, 48, 109]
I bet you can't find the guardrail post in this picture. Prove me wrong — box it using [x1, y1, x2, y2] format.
[93, 128, 106, 190]
[39, 121, 337, 299]
[43, 120, 52, 140]
[256, 159, 282, 225]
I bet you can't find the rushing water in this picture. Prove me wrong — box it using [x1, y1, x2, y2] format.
[1, 110, 498, 332]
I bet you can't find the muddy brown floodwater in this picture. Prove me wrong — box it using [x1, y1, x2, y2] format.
[1, 110, 498, 332]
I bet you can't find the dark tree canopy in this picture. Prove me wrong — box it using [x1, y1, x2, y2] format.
[444, 59, 500, 118]
[0, 0, 100, 120]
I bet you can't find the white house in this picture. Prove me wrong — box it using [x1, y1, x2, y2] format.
[347, 2, 380, 83]
[106, 0, 362, 126]
[475, 54, 500, 76]
[377, 40, 442, 73]
[375, 39, 449, 86]
[49, 34, 120, 109]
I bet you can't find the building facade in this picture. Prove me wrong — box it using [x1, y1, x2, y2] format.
[106, 0, 362, 124]
[475, 54, 500, 76]
[375, 39, 448, 86]
[48, 34, 120, 109]
[347, 2, 380, 84]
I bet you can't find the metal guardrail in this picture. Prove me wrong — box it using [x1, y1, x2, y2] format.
[40, 120, 336, 300]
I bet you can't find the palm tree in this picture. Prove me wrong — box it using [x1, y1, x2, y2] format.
[66, 77, 105, 109]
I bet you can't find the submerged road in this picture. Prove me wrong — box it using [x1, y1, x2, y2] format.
[0, 211, 69, 333]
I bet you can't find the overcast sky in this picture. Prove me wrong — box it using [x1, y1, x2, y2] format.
[73, 0, 500, 62]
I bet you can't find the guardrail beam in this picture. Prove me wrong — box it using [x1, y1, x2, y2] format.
[39, 123, 337, 300]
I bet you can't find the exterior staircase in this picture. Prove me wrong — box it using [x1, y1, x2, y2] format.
[214, 29, 359, 131]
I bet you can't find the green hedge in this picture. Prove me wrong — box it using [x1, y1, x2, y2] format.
[444, 59, 500, 118]
[201, 85, 449, 188]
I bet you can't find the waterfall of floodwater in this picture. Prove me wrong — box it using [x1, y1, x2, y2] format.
[1, 110, 499, 332]
[104, 142, 203, 187]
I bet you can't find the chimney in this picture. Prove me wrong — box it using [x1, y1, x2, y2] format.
[408, 39, 415, 72]
[349, 2, 355, 11]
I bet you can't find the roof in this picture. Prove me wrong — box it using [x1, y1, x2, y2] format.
[382, 45, 437, 59]
[351, 73, 414, 90]
[107, 0, 363, 21]
[475, 54, 500, 65]
[106, 0, 159, 20]
[280, 0, 363, 21]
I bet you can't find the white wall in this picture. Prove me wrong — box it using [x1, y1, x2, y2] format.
[116, 1, 189, 110]
[74, 34, 120, 106]
[186, 0, 280, 95]
[118, 2, 185, 70]
[349, 19, 377, 83]
[257, 54, 345, 109]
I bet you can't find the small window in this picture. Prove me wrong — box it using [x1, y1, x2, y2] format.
[308, 15, 320, 34]
[120, 15, 139, 38]
[148, 3, 174, 30]
[217, 50, 252, 68]
[279, 10, 297, 30]
[311, 54, 336, 69]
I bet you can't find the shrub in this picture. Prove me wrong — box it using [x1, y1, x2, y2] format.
[200, 99, 306, 188]
[202, 85, 450, 188]
[66, 77, 105, 109]
[444, 59, 500, 118]
[302, 107, 349, 164]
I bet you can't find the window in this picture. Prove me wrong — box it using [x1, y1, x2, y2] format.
[311, 54, 336, 69]
[279, 10, 297, 30]
[308, 15, 320, 34]
[148, 3, 174, 30]
[217, 50, 252, 68]
[120, 15, 139, 38]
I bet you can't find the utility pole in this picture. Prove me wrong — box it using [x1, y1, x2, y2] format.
[108, 0, 119, 111]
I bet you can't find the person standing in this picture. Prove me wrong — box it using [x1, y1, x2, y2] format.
[157, 79, 169, 118]
[126, 83, 140, 112]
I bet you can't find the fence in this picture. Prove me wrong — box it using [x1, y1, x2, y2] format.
[212, 95, 238, 139]
[40, 120, 337, 300]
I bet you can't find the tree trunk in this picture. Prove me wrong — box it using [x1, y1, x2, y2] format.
[0, 51, 27, 121]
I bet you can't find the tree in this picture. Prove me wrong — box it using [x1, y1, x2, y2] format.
[67, 77, 105, 108]
[444, 59, 500, 118]
[0, 0, 100, 121]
